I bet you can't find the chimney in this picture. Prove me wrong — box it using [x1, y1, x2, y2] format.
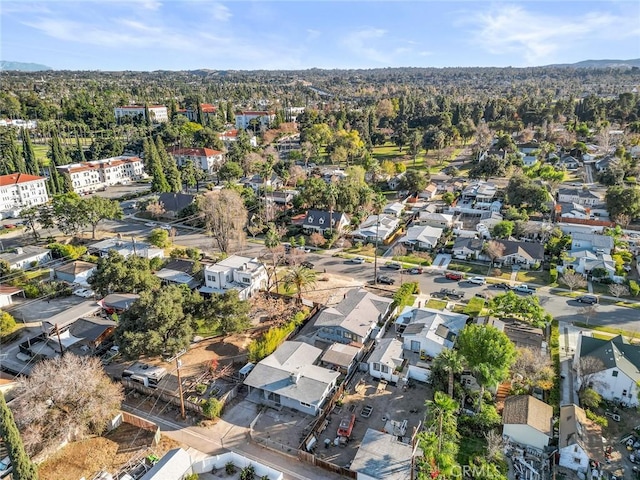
[290, 371, 300, 385]
[15, 247, 23, 255]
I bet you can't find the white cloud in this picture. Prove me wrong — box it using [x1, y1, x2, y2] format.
[139, 0, 162, 11]
[306, 29, 321, 41]
[466, 4, 640, 65]
[342, 27, 389, 64]
[210, 3, 232, 22]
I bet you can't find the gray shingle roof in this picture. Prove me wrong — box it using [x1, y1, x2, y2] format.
[578, 335, 640, 382]
[303, 209, 349, 229]
[498, 240, 544, 261]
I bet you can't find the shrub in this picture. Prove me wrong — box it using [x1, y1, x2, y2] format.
[225, 461, 236, 475]
[202, 398, 223, 419]
[247, 309, 309, 362]
[148, 228, 170, 248]
[240, 464, 255, 480]
[170, 247, 187, 258]
[392, 282, 420, 309]
[0, 311, 17, 336]
[585, 409, 608, 427]
[549, 268, 558, 284]
[48, 242, 88, 260]
[195, 384, 207, 395]
[629, 280, 640, 297]
[22, 284, 40, 298]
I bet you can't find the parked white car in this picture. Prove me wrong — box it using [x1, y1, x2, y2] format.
[160, 224, 172, 231]
[73, 288, 95, 298]
[467, 276, 486, 285]
[145, 222, 156, 227]
[351, 256, 366, 264]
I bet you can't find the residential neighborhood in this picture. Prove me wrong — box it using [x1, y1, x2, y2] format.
[1, 34, 640, 480]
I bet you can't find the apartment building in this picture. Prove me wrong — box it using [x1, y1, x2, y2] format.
[235, 110, 275, 130]
[166, 147, 224, 174]
[56, 156, 145, 194]
[0, 173, 48, 218]
[114, 105, 169, 123]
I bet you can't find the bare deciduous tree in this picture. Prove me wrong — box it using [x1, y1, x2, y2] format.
[511, 347, 555, 391]
[288, 165, 307, 186]
[484, 430, 505, 462]
[576, 356, 607, 393]
[609, 283, 630, 298]
[200, 189, 247, 254]
[561, 271, 587, 291]
[580, 304, 599, 326]
[12, 354, 123, 458]
[309, 232, 326, 248]
[483, 240, 505, 273]
[146, 200, 165, 220]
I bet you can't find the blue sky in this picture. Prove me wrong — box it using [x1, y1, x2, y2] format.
[2, 1, 639, 70]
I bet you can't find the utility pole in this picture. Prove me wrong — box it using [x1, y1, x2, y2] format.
[373, 215, 380, 285]
[176, 356, 186, 420]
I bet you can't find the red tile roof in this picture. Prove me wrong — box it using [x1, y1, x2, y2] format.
[167, 147, 222, 157]
[220, 129, 239, 138]
[0, 173, 45, 186]
[117, 105, 166, 109]
[201, 103, 217, 113]
[237, 110, 272, 116]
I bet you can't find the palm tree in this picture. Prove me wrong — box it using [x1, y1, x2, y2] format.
[433, 349, 464, 398]
[425, 391, 459, 453]
[283, 265, 317, 304]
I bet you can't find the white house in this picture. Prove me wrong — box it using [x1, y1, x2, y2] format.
[398, 225, 443, 250]
[502, 395, 554, 451]
[243, 341, 340, 416]
[201, 255, 267, 300]
[350, 428, 418, 480]
[395, 307, 468, 359]
[452, 237, 484, 260]
[242, 173, 283, 192]
[88, 238, 164, 260]
[52, 260, 96, 286]
[494, 240, 544, 269]
[57, 156, 145, 194]
[559, 250, 616, 280]
[0, 173, 49, 218]
[0, 246, 51, 270]
[235, 110, 275, 130]
[571, 232, 614, 255]
[417, 212, 454, 229]
[351, 215, 400, 244]
[557, 188, 603, 207]
[114, 105, 168, 123]
[558, 404, 604, 472]
[418, 183, 438, 200]
[368, 338, 404, 384]
[383, 202, 405, 217]
[314, 288, 394, 345]
[0, 285, 24, 308]
[573, 334, 640, 407]
[167, 147, 224, 174]
[219, 129, 258, 147]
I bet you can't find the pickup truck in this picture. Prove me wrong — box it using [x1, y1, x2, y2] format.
[513, 284, 537, 295]
[434, 288, 465, 300]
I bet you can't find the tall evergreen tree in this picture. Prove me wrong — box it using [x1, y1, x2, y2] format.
[0, 393, 39, 480]
[226, 101, 234, 123]
[21, 129, 37, 175]
[47, 165, 62, 194]
[49, 133, 68, 167]
[155, 137, 181, 192]
[74, 135, 86, 162]
[144, 137, 170, 193]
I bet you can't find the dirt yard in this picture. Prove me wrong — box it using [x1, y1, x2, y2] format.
[305, 273, 366, 306]
[38, 431, 181, 480]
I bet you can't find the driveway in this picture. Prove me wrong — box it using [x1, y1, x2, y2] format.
[431, 253, 452, 270]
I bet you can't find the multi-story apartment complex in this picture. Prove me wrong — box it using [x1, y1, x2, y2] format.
[114, 105, 169, 123]
[166, 147, 224, 174]
[56, 156, 145, 194]
[235, 110, 275, 130]
[176, 103, 217, 122]
[0, 173, 49, 218]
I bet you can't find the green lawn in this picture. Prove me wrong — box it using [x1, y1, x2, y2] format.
[393, 254, 432, 266]
[515, 270, 548, 284]
[371, 143, 406, 162]
[448, 261, 511, 280]
[573, 322, 640, 343]
[426, 299, 448, 310]
[457, 436, 487, 465]
[33, 145, 50, 166]
[194, 319, 221, 337]
[463, 297, 486, 317]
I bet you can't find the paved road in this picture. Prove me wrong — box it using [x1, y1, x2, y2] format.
[303, 252, 640, 331]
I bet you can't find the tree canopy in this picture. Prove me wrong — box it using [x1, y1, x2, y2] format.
[488, 291, 553, 327]
[89, 250, 161, 296]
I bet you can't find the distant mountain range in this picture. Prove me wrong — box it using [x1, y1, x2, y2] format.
[548, 59, 640, 69]
[0, 61, 52, 72]
[1, 59, 638, 73]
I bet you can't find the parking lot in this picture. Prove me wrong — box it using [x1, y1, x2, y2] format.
[251, 370, 430, 469]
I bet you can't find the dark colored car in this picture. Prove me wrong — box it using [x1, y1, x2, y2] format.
[434, 288, 465, 299]
[301, 261, 315, 269]
[385, 262, 402, 270]
[445, 272, 463, 281]
[492, 283, 512, 290]
[576, 295, 598, 305]
[475, 292, 491, 300]
[377, 275, 396, 285]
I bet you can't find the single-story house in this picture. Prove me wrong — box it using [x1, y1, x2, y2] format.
[0, 246, 51, 270]
[156, 192, 196, 217]
[571, 232, 614, 255]
[418, 183, 438, 200]
[560, 250, 616, 280]
[140, 448, 194, 480]
[350, 215, 400, 244]
[558, 404, 604, 472]
[350, 428, 419, 480]
[320, 343, 361, 376]
[573, 334, 640, 407]
[482, 317, 548, 354]
[398, 225, 444, 251]
[368, 338, 404, 384]
[396, 307, 468, 359]
[242, 173, 283, 192]
[243, 341, 340, 416]
[595, 155, 618, 173]
[314, 288, 394, 345]
[558, 155, 580, 170]
[502, 395, 554, 451]
[67, 316, 117, 351]
[557, 187, 602, 207]
[383, 202, 405, 217]
[154, 258, 201, 289]
[88, 238, 165, 259]
[494, 240, 544, 269]
[52, 260, 96, 286]
[302, 209, 350, 235]
[452, 237, 484, 259]
[0, 284, 24, 308]
[417, 211, 454, 228]
[387, 173, 405, 190]
[99, 293, 140, 314]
